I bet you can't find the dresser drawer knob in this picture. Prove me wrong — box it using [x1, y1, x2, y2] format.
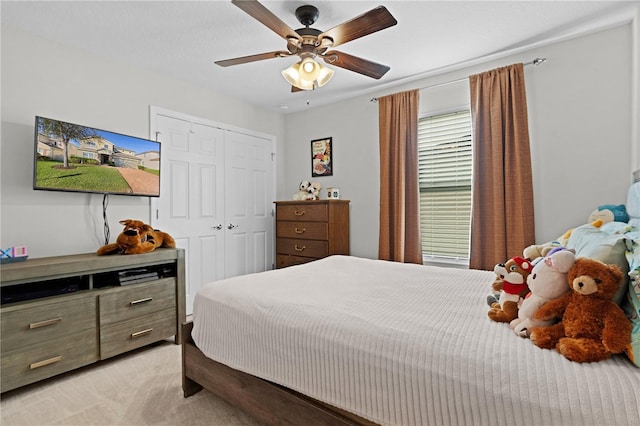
[130, 297, 153, 306]
[294, 245, 306, 252]
[30, 355, 62, 370]
[131, 328, 153, 339]
[294, 210, 305, 216]
[29, 317, 62, 329]
[294, 227, 306, 234]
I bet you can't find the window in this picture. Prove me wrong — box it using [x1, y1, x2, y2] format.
[418, 109, 472, 263]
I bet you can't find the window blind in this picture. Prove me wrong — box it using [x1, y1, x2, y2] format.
[418, 110, 472, 261]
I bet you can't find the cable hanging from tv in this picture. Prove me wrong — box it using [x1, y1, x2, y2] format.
[103, 194, 110, 245]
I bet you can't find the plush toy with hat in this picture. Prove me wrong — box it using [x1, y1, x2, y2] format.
[488, 256, 532, 323]
[510, 248, 576, 337]
[588, 204, 629, 224]
[97, 219, 175, 255]
[530, 257, 631, 363]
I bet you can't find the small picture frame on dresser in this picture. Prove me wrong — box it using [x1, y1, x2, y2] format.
[311, 137, 332, 177]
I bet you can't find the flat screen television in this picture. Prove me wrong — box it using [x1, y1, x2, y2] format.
[33, 116, 161, 197]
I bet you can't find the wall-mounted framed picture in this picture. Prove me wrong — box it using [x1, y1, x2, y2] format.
[311, 137, 332, 177]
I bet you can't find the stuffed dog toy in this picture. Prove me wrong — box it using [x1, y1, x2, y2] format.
[97, 219, 175, 255]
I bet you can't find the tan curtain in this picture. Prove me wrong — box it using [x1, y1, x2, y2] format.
[378, 89, 422, 264]
[468, 63, 535, 270]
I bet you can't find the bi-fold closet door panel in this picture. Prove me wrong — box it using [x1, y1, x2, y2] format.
[151, 110, 274, 314]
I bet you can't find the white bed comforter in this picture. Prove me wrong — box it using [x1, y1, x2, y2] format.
[192, 255, 640, 426]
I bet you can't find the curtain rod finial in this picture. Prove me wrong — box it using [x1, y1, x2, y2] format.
[533, 58, 547, 66]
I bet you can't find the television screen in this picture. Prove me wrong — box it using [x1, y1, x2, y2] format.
[33, 116, 161, 197]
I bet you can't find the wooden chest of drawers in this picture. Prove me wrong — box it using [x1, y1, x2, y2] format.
[274, 200, 350, 268]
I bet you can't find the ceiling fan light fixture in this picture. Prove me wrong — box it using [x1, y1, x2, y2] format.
[281, 62, 301, 85]
[316, 63, 334, 87]
[299, 57, 320, 81]
[282, 58, 334, 90]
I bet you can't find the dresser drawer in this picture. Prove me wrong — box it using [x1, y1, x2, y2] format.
[99, 278, 175, 325]
[276, 254, 318, 268]
[276, 204, 328, 222]
[1, 328, 98, 392]
[1, 292, 97, 352]
[276, 221, 328, 240]
[100, 308, 176, 359]
[276, 238, 328, 258]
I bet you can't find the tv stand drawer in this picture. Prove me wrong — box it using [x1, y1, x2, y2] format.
[100, 308, 177, 359]
[1, 292, 97, 351]
[1, 329, 98, 392]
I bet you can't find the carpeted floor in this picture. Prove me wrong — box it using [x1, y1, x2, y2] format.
[0, 341, 262, 426]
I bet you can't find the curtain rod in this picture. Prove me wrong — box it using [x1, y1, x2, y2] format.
[370, 58, 547, 103]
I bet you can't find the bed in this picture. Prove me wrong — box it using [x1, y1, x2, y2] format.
[183, 183, 640, 426]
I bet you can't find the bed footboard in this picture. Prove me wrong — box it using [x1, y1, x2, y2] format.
[180, 321, 376, 426]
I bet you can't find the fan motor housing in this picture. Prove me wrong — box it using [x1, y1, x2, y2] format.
[295, 5, 320, 26]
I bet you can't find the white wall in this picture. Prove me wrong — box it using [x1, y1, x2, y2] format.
[284, 23, 637, 259]
[2, 22, 637, 261]
[1, 27, 286, 258]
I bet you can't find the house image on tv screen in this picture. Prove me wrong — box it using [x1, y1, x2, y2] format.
[37, 134, 159, 170]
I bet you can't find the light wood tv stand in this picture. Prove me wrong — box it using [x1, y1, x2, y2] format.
[0, 248, 185, 393]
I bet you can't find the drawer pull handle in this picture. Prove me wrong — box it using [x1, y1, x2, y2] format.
[130, 297, 153, 306]
[131, 328, 153, 339]
[294, 210, 305, 216]
[294, 227, 306, 234]
[30, 355, 62, 370]
[294, 245, 306, 252]
[29, 317, 62, 329]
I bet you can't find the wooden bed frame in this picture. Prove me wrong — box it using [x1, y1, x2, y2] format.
[181, 322, 377, 426]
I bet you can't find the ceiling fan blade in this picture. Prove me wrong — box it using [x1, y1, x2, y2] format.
[215, 50, 292, 67]
[291, 85, 305, 93]
[322, 50, 390, 79]
[318, 6, 397, 48]
[231, 0, 302, 43]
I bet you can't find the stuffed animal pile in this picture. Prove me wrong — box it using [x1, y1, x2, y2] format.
[485, 200, 636, 364]
[529, 257, 631, 363]
[97, 219, 175, 255]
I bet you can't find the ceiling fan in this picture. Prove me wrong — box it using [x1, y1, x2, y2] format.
[215, 0, 398, 91]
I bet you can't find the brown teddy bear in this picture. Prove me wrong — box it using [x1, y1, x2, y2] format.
[97, 219, 175, 255]
[530, 257, 631, 363]
[488, 256, 532, 323]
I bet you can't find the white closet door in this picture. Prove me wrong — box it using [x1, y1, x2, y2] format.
[224, 130, 273, 278]
[151, 108, 275, 314]
[153, 114, 226, 314]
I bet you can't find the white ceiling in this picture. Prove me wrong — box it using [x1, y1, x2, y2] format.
[2, 1, 637, 114]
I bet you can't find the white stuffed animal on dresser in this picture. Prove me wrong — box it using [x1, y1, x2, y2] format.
[293, 181, 314, 200]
